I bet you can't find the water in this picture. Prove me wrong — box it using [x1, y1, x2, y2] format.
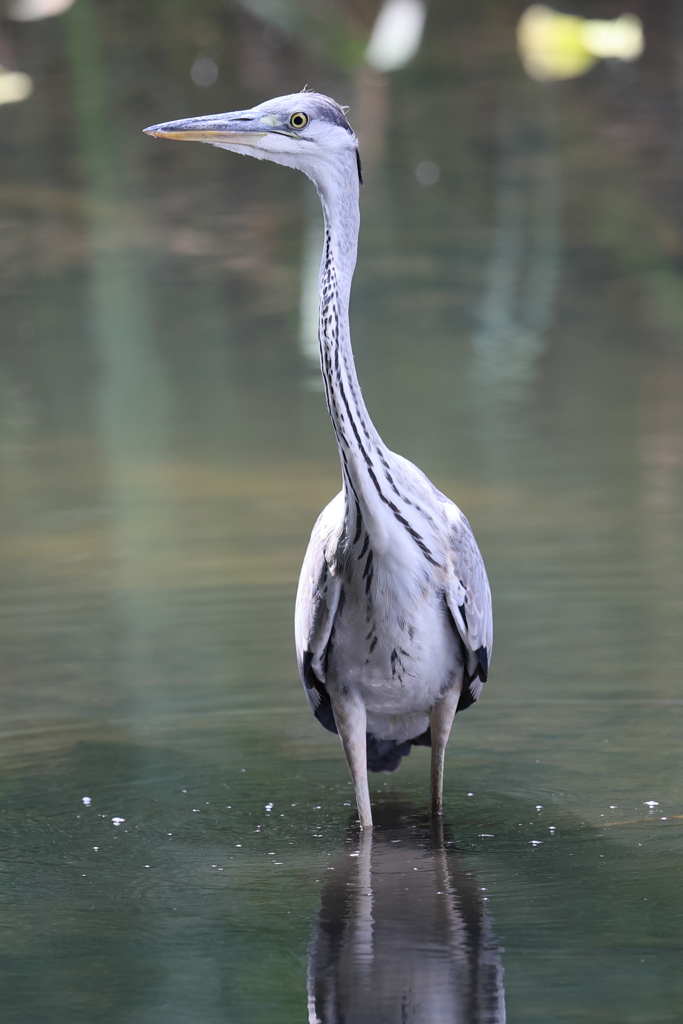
[1, 1, 683, 1021]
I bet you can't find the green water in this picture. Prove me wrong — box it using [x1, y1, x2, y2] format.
[1, 1, 682, 1021]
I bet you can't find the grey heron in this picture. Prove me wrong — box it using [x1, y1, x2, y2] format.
[144, 92, 492, 829]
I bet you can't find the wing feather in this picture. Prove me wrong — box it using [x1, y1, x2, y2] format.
[440, 498, 493, 708]
[295, 492, 345, 726]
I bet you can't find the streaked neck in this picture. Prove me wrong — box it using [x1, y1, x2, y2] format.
[312, 154, 441, 564]
[314, 153, 383, 477]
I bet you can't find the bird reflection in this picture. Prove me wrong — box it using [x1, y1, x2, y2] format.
[307, 806, 506, 1024]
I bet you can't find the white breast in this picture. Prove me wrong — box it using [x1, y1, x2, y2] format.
[326, 555, 464, 744]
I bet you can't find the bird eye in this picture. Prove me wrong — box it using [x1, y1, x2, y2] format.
[289, 112, 308, 130]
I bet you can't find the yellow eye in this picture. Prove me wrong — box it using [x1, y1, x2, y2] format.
[289, 111, 308, 130]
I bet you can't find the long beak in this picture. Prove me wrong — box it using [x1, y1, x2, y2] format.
[142, 112, 267, 145]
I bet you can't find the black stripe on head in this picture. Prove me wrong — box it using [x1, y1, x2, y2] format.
[305, 94, 355, 134]
[302, 95, 361, 182]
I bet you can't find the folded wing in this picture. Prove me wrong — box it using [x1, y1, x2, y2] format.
[440, 498, 493, 711]
[294, 491, 345, 733]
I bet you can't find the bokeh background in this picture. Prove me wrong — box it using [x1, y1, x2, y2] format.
[1, 1, 682, 1021]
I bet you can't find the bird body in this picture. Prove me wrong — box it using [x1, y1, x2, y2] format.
[144, 92, 492, 828]
[296, 465, 486, 749]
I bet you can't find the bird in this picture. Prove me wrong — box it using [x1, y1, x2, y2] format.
[144, 92, 492, 829]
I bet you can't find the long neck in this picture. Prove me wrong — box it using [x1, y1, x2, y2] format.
[313, 156, 441, 565]
[314, 155, 385, 493]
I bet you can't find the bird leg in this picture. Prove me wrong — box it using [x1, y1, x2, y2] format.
[429, 684, 461, 817]
[332, 691, 373, 829]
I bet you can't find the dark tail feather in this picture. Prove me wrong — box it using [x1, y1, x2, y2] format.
[366, 727, 432, 773]
[366, 734, 411, 772]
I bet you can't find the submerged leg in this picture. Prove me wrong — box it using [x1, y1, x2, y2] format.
[332, 691, 373, 829]
[429, 684, 461, 816]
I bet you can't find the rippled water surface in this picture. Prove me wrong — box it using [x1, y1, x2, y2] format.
[1, 1, 683, 1021]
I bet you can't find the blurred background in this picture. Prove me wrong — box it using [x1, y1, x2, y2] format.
[0, 1, 682, 1021]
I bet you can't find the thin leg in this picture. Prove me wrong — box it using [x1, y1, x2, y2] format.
[429, 684, 461, 817]
[332, 691, 373, 829]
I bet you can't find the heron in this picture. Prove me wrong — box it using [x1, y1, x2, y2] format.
[144, 92, 492, 829]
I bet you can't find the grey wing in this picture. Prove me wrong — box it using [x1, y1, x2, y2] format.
[441, 498, 493, 709]
[294, 491, 345, 731]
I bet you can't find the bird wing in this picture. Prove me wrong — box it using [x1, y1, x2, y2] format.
[440, 497, 493, 708]
[295, 491, 345, 729]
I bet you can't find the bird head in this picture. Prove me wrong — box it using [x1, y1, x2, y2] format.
[143, 91, 362, 187]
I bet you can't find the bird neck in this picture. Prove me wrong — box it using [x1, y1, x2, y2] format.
[314, 155, 385, 493]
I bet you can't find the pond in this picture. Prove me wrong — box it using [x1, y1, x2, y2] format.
[1, 1, 682, 1021]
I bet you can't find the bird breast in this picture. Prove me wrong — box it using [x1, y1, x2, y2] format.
[328, 551, 464, 721]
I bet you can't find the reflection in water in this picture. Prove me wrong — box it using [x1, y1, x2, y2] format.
[64, 0, 189, 739]
[472, 80, 560, 401]
[308, 810, 505, 1024]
